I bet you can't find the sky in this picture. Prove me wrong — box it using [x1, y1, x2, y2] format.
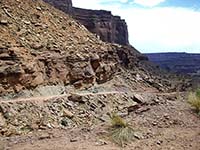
[73, 0, 200, 53]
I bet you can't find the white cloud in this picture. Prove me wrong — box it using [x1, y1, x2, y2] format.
[120, 0, 129, 3]
[73, 0, 123, 9]
[73, 0, 101, 9]
[72, 1, 200, 53]
[134, 0, 166, 7]
[122, 7, 200, 53]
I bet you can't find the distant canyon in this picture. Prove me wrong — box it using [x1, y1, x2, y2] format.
[146, 53, 200, 77]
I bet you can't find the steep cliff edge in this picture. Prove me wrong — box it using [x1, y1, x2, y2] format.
[43, 0, 129, 45]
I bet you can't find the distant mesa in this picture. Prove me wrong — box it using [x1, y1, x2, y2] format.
[146, 52, 200, 77]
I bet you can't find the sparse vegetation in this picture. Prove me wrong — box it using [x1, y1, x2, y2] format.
[188, 88, 200, 115]
[196, 88, 200, 98]
[109, 113, 135, 147]
[111, 113, 127, 128]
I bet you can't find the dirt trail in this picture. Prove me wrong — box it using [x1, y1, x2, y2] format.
[0, 89, 182, 104]
[0, 91, 124, 103]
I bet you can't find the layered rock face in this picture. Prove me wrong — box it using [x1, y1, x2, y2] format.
[43, 0, 129, 45]
[73, 8, 129, 45]
[146, 53, 200, 77]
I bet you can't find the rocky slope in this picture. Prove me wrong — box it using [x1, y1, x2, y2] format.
[43, 0, 129, 45]
[0, 0, 121, 95]
[0, 0, 184, 97]
[146, 53, 200, 77]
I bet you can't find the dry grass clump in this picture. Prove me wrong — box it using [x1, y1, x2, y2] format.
[109, 113, 135, 147]
[188, 89, 200, 115]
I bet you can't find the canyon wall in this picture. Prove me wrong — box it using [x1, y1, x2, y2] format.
[146, 53, 200, 77]
[43, 0, 73, 13]
[43, 0, 129, 45]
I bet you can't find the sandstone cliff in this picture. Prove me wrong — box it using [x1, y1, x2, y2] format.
[43, 0, 129, 45]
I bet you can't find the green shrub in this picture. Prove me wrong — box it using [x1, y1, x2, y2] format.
[195, 89, 200, 98]
[188, 89, 200, 115]
[109, 113, 135, 147]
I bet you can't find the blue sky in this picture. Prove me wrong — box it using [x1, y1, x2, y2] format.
[73, 0, 200, 53]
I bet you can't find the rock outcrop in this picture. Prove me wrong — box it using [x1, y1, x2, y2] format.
[43, 0, 129, 45]
[146, 53, 200, 77]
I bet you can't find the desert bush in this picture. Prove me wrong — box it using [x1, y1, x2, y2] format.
[188, 89, 200, 115]
[109, 113, 135, 147]
[111, 113, 127, 128]
[195, 88, 200, 98]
